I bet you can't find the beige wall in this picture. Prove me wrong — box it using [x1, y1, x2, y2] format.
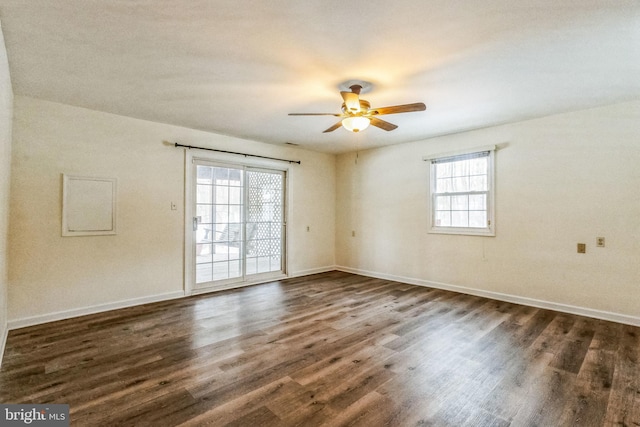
[336, 101, 640, 322]
[0, 20, 13, 356]
[9, 96, 335, 325]
[6, 90, 640, 328]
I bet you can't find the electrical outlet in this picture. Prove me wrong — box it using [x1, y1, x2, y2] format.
[596, 237, 605, 247]
[171, 202, 177, 211]
[577, 243, 586, 254]
[352, 230, 356, 237]
[306, 226, 310, 232]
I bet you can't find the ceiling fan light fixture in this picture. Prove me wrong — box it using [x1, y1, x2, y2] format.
[342, 116, 370, 132]
[288, 80, 424, 133]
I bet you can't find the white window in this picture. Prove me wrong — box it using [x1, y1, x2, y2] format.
[426, 147, 495, 236]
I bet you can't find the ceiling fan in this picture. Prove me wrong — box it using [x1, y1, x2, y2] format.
[289, 83, 426, 133]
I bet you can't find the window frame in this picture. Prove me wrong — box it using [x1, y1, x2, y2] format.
[425, 146, 496, 237]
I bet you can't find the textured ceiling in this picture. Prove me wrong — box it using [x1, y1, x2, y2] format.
[1, 1, 639, 154]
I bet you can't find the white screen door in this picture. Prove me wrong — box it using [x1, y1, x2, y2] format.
[192, 161, 286, 291]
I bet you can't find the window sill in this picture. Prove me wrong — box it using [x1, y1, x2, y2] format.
[429, 227, 495, 237]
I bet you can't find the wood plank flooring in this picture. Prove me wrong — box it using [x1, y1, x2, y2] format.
[1, 271, 639, 426]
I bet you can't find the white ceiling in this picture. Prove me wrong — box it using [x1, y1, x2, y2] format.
[0, 1, 639, 154]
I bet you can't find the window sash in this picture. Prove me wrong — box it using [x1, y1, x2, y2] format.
[433, 191, 489, 228]
[428, 148, 495, 236]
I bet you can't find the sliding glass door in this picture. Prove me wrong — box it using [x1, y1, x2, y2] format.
[194, 164, 243, 284]
[245, 169, 285, 276]
[193, 160, 285, 291]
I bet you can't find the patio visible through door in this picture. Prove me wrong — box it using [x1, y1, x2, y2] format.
[193, 161, 286, 291]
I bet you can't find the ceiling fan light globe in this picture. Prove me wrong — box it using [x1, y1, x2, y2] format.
[342, 116, 370, 132]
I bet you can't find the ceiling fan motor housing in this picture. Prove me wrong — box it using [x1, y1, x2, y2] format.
[349, 84, 363, 95]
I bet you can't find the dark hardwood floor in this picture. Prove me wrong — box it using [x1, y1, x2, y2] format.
[1, 271, 639, 426]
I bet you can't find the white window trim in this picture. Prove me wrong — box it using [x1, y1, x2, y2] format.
[424, 145, 496, 237]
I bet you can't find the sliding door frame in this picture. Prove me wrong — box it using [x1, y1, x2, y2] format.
[184, 150, 289, 295]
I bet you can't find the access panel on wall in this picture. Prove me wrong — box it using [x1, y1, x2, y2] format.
[193, 161, 286, 291]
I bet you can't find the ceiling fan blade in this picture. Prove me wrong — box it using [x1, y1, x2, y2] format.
[341, 91, 361, 113]
[288, 113, 342, 116]
[369, 102, 426, 116]
[369, 117, 398, 131]
[323, 121, 344, 133]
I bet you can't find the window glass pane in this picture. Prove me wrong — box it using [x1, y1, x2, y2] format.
[212, 261, 229, 281]
[228, 244, 241, 260]
[470, 175, 487, 191]
[246, 257, 257, 274]
[269, 238, 281, 256]
[452, 160, 469, 177]
[272, 205, 282, 222]
[196, 204, 212, 224]
[435, 211, 451, 227]
[436, 163, 452, 178]
[197, 166, 213, 184]
[247, 239, 258, 256]
[214, 223, 226, 241]
[469, 157, 487, 175]
[436, 195, 451, 210]
[213, 248, 228, 262]
[215, 205, 228, 223]
[452, 177, 469, 192]
[229, 187, 241, 204]
[452, 211, 469, 227]
[196, 263, 212, 283]
[436, 178, 452, 193]
[197, 224, 213, 243]
[251, 222, 269, 240]
[225, 223, 242, 242]
[195, 242, 212, 263]
[197, 185, 212, 203]
[216, 226, 228, 243]
[229, 169, 243, 186]
[214, 168, 229, 185]
[469, 194, 486, 210]
[215, 186, 229, 204]
[469, 211, 487, 228]
[256, 256, 271, 274]
[228, 260, 241, 278]
[452, 195, 468, 210]
[229, 205, 241, 222]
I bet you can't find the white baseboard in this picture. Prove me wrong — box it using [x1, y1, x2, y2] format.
[8, 290, 185, 330]
[6, 267, 338, 330]
[289, 265, 338, 278]
[10, 265, 635, 332]
[336, 266, 640, 327]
